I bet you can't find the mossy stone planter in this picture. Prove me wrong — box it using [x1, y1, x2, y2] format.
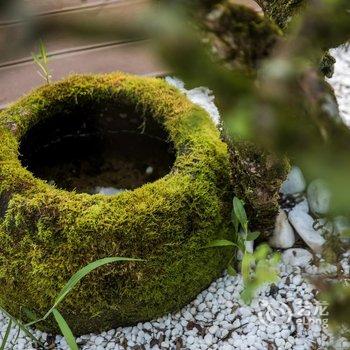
[0, 73, 232, 334]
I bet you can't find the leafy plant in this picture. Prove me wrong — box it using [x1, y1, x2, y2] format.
[32, 40, 52, 84]
[206, 197, 280, 303]
[240, 244, 280, 304]
[0, 257, 141, 350]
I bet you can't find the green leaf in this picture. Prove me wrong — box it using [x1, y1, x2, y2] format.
[231, 206, 239, 234]
[270, 252, 281, 265]
[254, 243, 271, 261]
[246, 231, 260, 241]
[39, 40, 48, 64]
[43, 257, 141, 319]
[0, 319, 12, 350]
[241, 285, 255, 304]
[233, 197, 248, 233]
[52, 309, 78, 350]
[205, 239, 240, 249]
[236, 235, 246, 252]
[227, 265, 237, 276]
[241, 252, 254, 283]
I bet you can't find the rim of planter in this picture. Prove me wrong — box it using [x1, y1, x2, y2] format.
[0, 72, 232, 335]
[0, 73, 228, 198]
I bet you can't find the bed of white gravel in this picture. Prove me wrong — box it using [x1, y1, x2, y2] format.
[1, 252, 349, 350]
[1, 47, 350, 350]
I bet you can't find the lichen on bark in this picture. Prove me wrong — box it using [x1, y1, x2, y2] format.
[255, 0, 306, 29]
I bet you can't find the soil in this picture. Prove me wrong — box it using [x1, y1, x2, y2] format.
[19, 101, 175, 194]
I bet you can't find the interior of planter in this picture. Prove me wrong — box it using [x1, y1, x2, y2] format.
[19, 98, 176, 194]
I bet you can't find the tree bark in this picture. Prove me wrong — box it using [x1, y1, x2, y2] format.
[255, 0, 306, 28]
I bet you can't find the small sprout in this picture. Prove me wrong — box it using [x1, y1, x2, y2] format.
[32, 40, 52, 84]
[206, 197, 280, 304]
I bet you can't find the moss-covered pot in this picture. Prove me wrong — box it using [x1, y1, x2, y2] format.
[0, 73, 232, 334]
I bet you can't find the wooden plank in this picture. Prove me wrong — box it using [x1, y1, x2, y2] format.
[0, 41, 166, 108]
[0, 1, 134, 24]
[0, 0, 149, 65]
[0, 0, 259, 66]
[0, 0, 258, 24]
[0, 0, 261, 108]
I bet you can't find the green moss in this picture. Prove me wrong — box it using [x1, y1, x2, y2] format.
[197, 2, 282, 71]
[320, 51, 336, 78]
[256, 0, 305, 29]
[0, 73, 233, 335]
[227, 139, 290, 236]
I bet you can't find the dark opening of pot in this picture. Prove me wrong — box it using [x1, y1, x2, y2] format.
[19, 100, 176, 194]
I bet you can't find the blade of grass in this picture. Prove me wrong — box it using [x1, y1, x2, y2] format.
[11, 326, 21, 350]
[0, 306, 44, 347]
[227, 264, 237, 276]
[233, 197, 248, 234]
[0, 319, 12, 350]
[246, 231, 260, 241]
[32, 55, 46, 73]
[52, 309, 78, 350]
[205, 239, 240, 249]
[241, 252, 254, 283]
[42, 257, 141, 320]
[39, 40, 48, 65]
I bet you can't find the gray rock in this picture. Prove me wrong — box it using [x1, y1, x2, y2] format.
[294, 198, 309, 213]
[94, 186, 124, 195]
[307, 179, 331, 214]
[270, 209, 295, 249]
[280, 166, 306, 195]
[334, 216, 350, 235]
[282, 248, 313, 267]
[333, 216, 350, 242]
[288, 206, 325, 253]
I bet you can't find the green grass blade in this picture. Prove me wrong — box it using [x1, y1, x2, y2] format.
[44, 257, 142, 319]
[233, 197, 248, 234]
[227, 264, 237, 276]
[52, 309, 78, 350]
[32, 54, 46, 73]
[241, 252, 254, 283]
[0, 306, 44, 347]
[205, 239, 240, 249]
[231, 206, 239, 234]
[246, 231, 260, 241]
[39, 40, 48, 64]
[11, 327, 21, 350]
[0, 319, 12, 350]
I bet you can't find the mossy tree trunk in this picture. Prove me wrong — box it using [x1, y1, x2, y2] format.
[255, 0, 306, 28]
[195, 2, 282, 71]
